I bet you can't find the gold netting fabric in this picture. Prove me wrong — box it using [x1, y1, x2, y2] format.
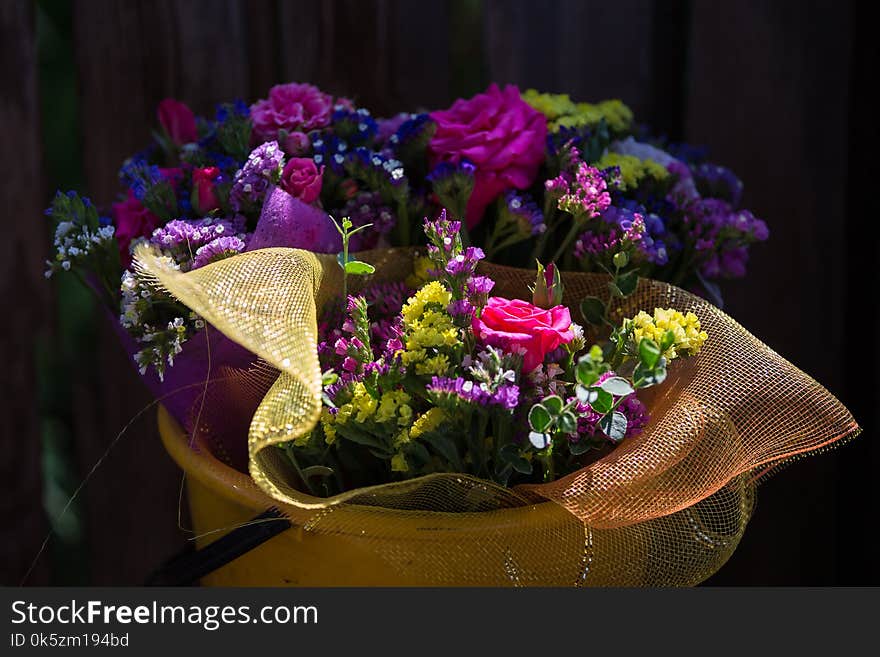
[134, 243, 860, 586]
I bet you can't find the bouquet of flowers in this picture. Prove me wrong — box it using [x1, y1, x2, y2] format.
[46, 80, 856, 586]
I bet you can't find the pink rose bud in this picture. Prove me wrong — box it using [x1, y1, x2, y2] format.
[282, 131, 311, 155]
[191, 167, 221, 215]
[280, 157, 324, 205]
[157, 98, 198, 145]
[531, 261, 563, 309]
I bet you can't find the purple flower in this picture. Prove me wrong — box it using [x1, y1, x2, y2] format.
[192, 235, 246, 269]
[554, 161, 613, 219]
[501, 190, 546, 237]
[693, 163, 744, 207]
[229, 141, 284, 212]
[427, 376, 519, 411]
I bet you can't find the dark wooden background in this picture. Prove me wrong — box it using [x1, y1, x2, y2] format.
[2, 0, 877, 586]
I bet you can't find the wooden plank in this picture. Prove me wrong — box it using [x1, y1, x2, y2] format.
[70, 0, 253, 584]
[484, 0, 656, 118]
[277, 0, 452, 114]
[0, 0, 50, 585]
[684, 0, 854, 585]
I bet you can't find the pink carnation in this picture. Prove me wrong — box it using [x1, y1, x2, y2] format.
[250, 82, 333, 145]
[429, 84, 547, 229]
[472, 297, 574, 373]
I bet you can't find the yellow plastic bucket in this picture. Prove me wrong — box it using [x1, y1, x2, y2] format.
[157, 405, 627, 586]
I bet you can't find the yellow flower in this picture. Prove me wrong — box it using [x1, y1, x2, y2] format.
[391, 452, 409, 472]
[320, 407, 337, 445]
[410, 407, 446, 439]
[627, 307, 708, 360]
[349, 382, 377, 423]
[406, 256, 434, 289]
[415, 353, 450, 376]
[522, 89, 577, 121]
[375, 390, 412, 424]
[595, 153, 669, 190]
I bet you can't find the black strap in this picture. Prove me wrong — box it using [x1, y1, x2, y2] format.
[145, 507, 291, 586]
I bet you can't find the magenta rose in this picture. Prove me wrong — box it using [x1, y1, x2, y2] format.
[157, 98, 198, 145]
[191, 166, 221, 214]
[112, 191, 161, 267]
[280, 158, 324, 204]
[250, 83, 333, 145]
[472, 297, 574, 373]
[429, 84, 547, 229]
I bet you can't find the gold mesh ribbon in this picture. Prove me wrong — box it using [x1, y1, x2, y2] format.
[134, 243, 860, 586]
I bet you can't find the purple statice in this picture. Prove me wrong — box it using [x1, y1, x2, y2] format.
[229, 140, 284, 212]
[573, 212, 646, 262]
[192, 235, 246, 269]
[336, 191, 395, 249]
[501, 190, 546, 237]
[150, 216, 241, 270]
[317, 281, 410, 372]
[552, 160, 613, 219]
[601, 203, 669, 266]
[692, 163, 744, 207]
[427, 376, 520, 411]
[444, 246, 485, 277]
[683, 198, 768, 279]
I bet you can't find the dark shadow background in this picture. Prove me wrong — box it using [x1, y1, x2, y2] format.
[1, 0, 877, 586]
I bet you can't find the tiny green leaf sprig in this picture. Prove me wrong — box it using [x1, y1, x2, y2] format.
[331, 215, 376, 299]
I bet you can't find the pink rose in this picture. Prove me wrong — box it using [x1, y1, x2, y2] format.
[429, 84, 547, 229]
[472, 297, 574, 373]
[112, 191, 161, 267]
[157, 98, 198, 145]
[250, 83, 333, 145]
[280, 158, 324, 204]
[192, 167, 221, 214]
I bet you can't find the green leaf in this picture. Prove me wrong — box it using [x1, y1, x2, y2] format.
[659, 330, 676, 353]
[542, 395, 564, 416]
[336, 251, 353, 267]
[599, 411, 628, 442]
[599, 376, 635, 397]
[558, 411, 577, 434]
[576, 359, 600, 387]
[344, 260, 376, 275]
[580, 296, 606, 326]
[406, 441, 432, 465]
[588, 388, 614, 414]
[569, 439, 593, 456]
[528, 431, 550, 449]
[632, 360, 668, 388]
[638, 338, 661, 370]
[615, 270, 638, 296]
[430, 434, 460, 466]
[499, 444, 533, 475]
[528, 404, 553, 432]
[576, 385, 592, 404]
